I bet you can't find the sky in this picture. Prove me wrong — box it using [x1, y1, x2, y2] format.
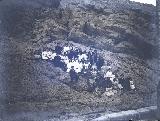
[130, 0, 156, 6]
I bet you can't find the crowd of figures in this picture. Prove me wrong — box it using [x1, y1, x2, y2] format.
[41, 43, 135, 96]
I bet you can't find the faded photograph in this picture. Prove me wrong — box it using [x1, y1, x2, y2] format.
[0, 0, 159, 121]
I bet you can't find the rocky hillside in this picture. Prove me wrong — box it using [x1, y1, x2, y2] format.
[0, 0, 159, 120]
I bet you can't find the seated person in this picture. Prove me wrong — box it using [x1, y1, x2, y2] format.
[50, 52, 57, 60]
[112, 77, 123, 90]
[73, 60, 83, 73]
[91, 65, 97, 77]
[104, 67, 115, 82]
[53, 55, 62, 67]
[81, 65, 87, 74]
[42, 49, 52, 60]
[63, 43, 70, 54]
[42, 51, 49, 60]
[73, 49, 79, 59]
[82, 60, 89, 70]
[105, 77, 113, 89]
[130, 79, 135, 90]
[66, 60, 74, 72]
[95, 73, 106, 89]
[78, 51, 88, 61]
[67, 48, 75, 60]
[61, 55, 69, 64]
[95, 74, 111, 94]
[119, 75, 131, 91]
[92, 64, 97, 70]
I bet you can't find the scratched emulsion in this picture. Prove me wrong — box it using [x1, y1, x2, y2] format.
[0, 0, 159, 121]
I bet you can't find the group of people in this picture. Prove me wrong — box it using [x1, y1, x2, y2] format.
[87, 67, 135, 95]
[41, 42, 135, 95]
[42, 43, 104, 77]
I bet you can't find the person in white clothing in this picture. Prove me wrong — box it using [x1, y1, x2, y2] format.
[104, 67, 115, 82]
[112, 77, 123, 89]
[130, 80, 135, 90]
[92, 64, 97, 70]
[63, 43, 70, 54]
[67, 60, 74, 72]
[47, 51, 53, 59]
[50, 52, 57, 60]
[62, 55, 69, 64]
[78, 53, 88, 61]
[73, 60, 83, 73]
[42, 50, 53, 60]
[83, 61, 89, 69]
[42, 51, 49, 60]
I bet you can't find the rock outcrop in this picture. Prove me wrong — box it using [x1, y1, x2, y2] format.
[0, 0, 159, 120]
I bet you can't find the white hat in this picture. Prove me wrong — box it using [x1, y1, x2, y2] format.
[108, 66, 112, 69]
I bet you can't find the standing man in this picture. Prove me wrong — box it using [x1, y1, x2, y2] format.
[93, 50, 98, 64]
[88, 48, 94, 65]
[53, 54, 62, 68]
[55, 43, 63, 55]
[96, 56, 104, 71]
[69, 66, 79, 83]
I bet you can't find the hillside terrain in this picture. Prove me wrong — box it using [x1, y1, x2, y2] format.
[0, 0, 159, 120]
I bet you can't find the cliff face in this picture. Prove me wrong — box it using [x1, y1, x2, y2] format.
[0, 0, 159, 120]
